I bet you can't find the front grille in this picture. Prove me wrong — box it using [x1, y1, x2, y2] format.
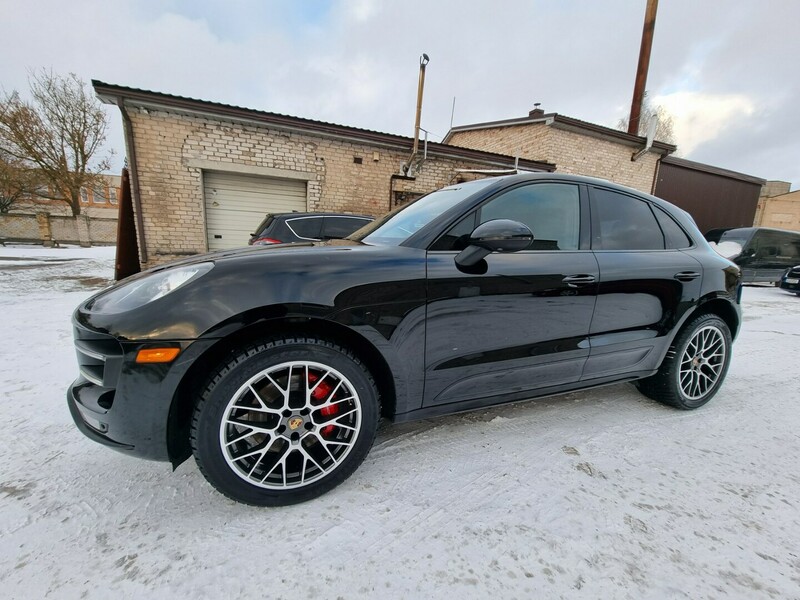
[73, 326, 123, 389]
[789, 267, 800, 278]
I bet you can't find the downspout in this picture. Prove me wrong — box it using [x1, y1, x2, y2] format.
[117, 98, 148, 263]
[402, 53, 430, 175]
[412, 54, 429, 158]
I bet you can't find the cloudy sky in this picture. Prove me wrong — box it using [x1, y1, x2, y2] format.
[1, 0, 798, 189]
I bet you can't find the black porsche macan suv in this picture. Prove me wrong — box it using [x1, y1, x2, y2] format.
[68, 173, 742, 506]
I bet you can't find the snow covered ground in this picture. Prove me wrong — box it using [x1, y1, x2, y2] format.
[1, 245, 799, 599]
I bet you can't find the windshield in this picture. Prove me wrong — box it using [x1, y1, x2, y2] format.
[351, 178, 495, 245]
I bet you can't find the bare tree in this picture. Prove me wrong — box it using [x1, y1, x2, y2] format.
[617, 91, 676, 145]
[0, 152, 42, 213]
[0, 70, 112, 216]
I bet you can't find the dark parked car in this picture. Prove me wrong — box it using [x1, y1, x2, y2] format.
[248, 212, 373, 245]
[709, 227, 800, 284]
[704, 227, 732, 244]
[780, 265, 800, 295]
[68, 173, 742, 506]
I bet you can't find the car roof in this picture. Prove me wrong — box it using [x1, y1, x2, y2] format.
[266, 212, 374, 219]
[467, 172, 688, 215]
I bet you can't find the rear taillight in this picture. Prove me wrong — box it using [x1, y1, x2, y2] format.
[252, 237, 282, 245]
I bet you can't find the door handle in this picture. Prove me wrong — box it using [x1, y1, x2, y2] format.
[562, 274, 596, 287]
[674, 271, 700, 282]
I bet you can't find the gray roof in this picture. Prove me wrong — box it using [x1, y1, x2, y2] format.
[93, 81, 556, 173]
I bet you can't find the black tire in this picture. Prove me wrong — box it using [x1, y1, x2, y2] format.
[191, 336, 379, 506]
[635, 313, 732, 410]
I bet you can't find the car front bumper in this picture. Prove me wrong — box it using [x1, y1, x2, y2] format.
[67, 321, 216, 461]
[780, 277, 800, 292]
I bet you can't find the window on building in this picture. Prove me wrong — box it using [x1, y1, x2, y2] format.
[80, 188, 89, 203]
[109, 187, 118, 204]
[92, 186, 107, 204]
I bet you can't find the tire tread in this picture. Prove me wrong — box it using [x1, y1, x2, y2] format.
[635, 313, 732, 410]
[190, 336, 379, 506]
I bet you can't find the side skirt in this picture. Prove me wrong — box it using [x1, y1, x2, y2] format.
[391, 369, 658, 423]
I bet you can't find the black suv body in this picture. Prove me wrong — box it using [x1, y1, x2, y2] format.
[68, 173, 742, 506]
[248, 212, 373, 245]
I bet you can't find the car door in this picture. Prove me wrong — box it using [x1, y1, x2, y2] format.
[423, 181, 599, 409]
[584, 186, 703, 380]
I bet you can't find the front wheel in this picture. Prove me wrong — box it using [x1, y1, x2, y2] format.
[191, 337, 379, 506]
[636, 314, 732, 410]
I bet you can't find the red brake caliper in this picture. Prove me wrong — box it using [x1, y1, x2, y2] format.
[308, 371, 338, 437]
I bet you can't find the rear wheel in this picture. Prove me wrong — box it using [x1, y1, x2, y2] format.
[191, 337, 379, 506]
[636, 314, 732, 410]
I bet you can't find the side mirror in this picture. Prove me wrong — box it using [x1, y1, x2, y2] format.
[455, 219, 533, 268]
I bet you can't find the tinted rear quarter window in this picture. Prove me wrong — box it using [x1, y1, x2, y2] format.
[592, 188, 664, 250]
[653, 206, 693, 249]
[287, 217, 323, 239]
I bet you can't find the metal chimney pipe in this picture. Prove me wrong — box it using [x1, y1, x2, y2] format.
[628, 0, 659, 136]
[412, 53, 430, 157]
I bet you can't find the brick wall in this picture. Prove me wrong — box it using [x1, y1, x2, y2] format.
[448, 123, 660, 193]
[0, 214, 40, 240]
[757, 190, 800, 231]
[128, 109, 520, 267]
[0, 213, 117, 244]
[755, 181, 792, 226]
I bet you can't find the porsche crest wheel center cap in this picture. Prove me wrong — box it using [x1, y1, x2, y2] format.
[288, 416, 304, 431]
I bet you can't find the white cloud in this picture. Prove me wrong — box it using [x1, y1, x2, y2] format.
[1, 0, 798, 188]
[654, 91, 755, 156]
[346, 0, 379, 22]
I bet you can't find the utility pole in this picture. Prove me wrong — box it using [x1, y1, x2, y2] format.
[628, 0, 659, 136]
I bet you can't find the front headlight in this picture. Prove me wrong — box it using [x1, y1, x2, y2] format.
[89, 262, 214, 314]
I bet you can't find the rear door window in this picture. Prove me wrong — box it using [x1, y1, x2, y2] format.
[591, 188, 664, 250]
[322, 217, 372, 239]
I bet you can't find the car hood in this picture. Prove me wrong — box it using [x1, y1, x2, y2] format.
[126, 239, 366, 279]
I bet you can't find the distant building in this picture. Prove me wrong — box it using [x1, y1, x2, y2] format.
[445, 106, 676, 194]
[755, 181, 800, 231]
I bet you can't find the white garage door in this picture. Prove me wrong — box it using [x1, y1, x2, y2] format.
[203, 171, 307, 251]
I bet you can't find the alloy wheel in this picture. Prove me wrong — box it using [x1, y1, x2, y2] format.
[219, 361, 362, 489]
[678, 325, 727, 400]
